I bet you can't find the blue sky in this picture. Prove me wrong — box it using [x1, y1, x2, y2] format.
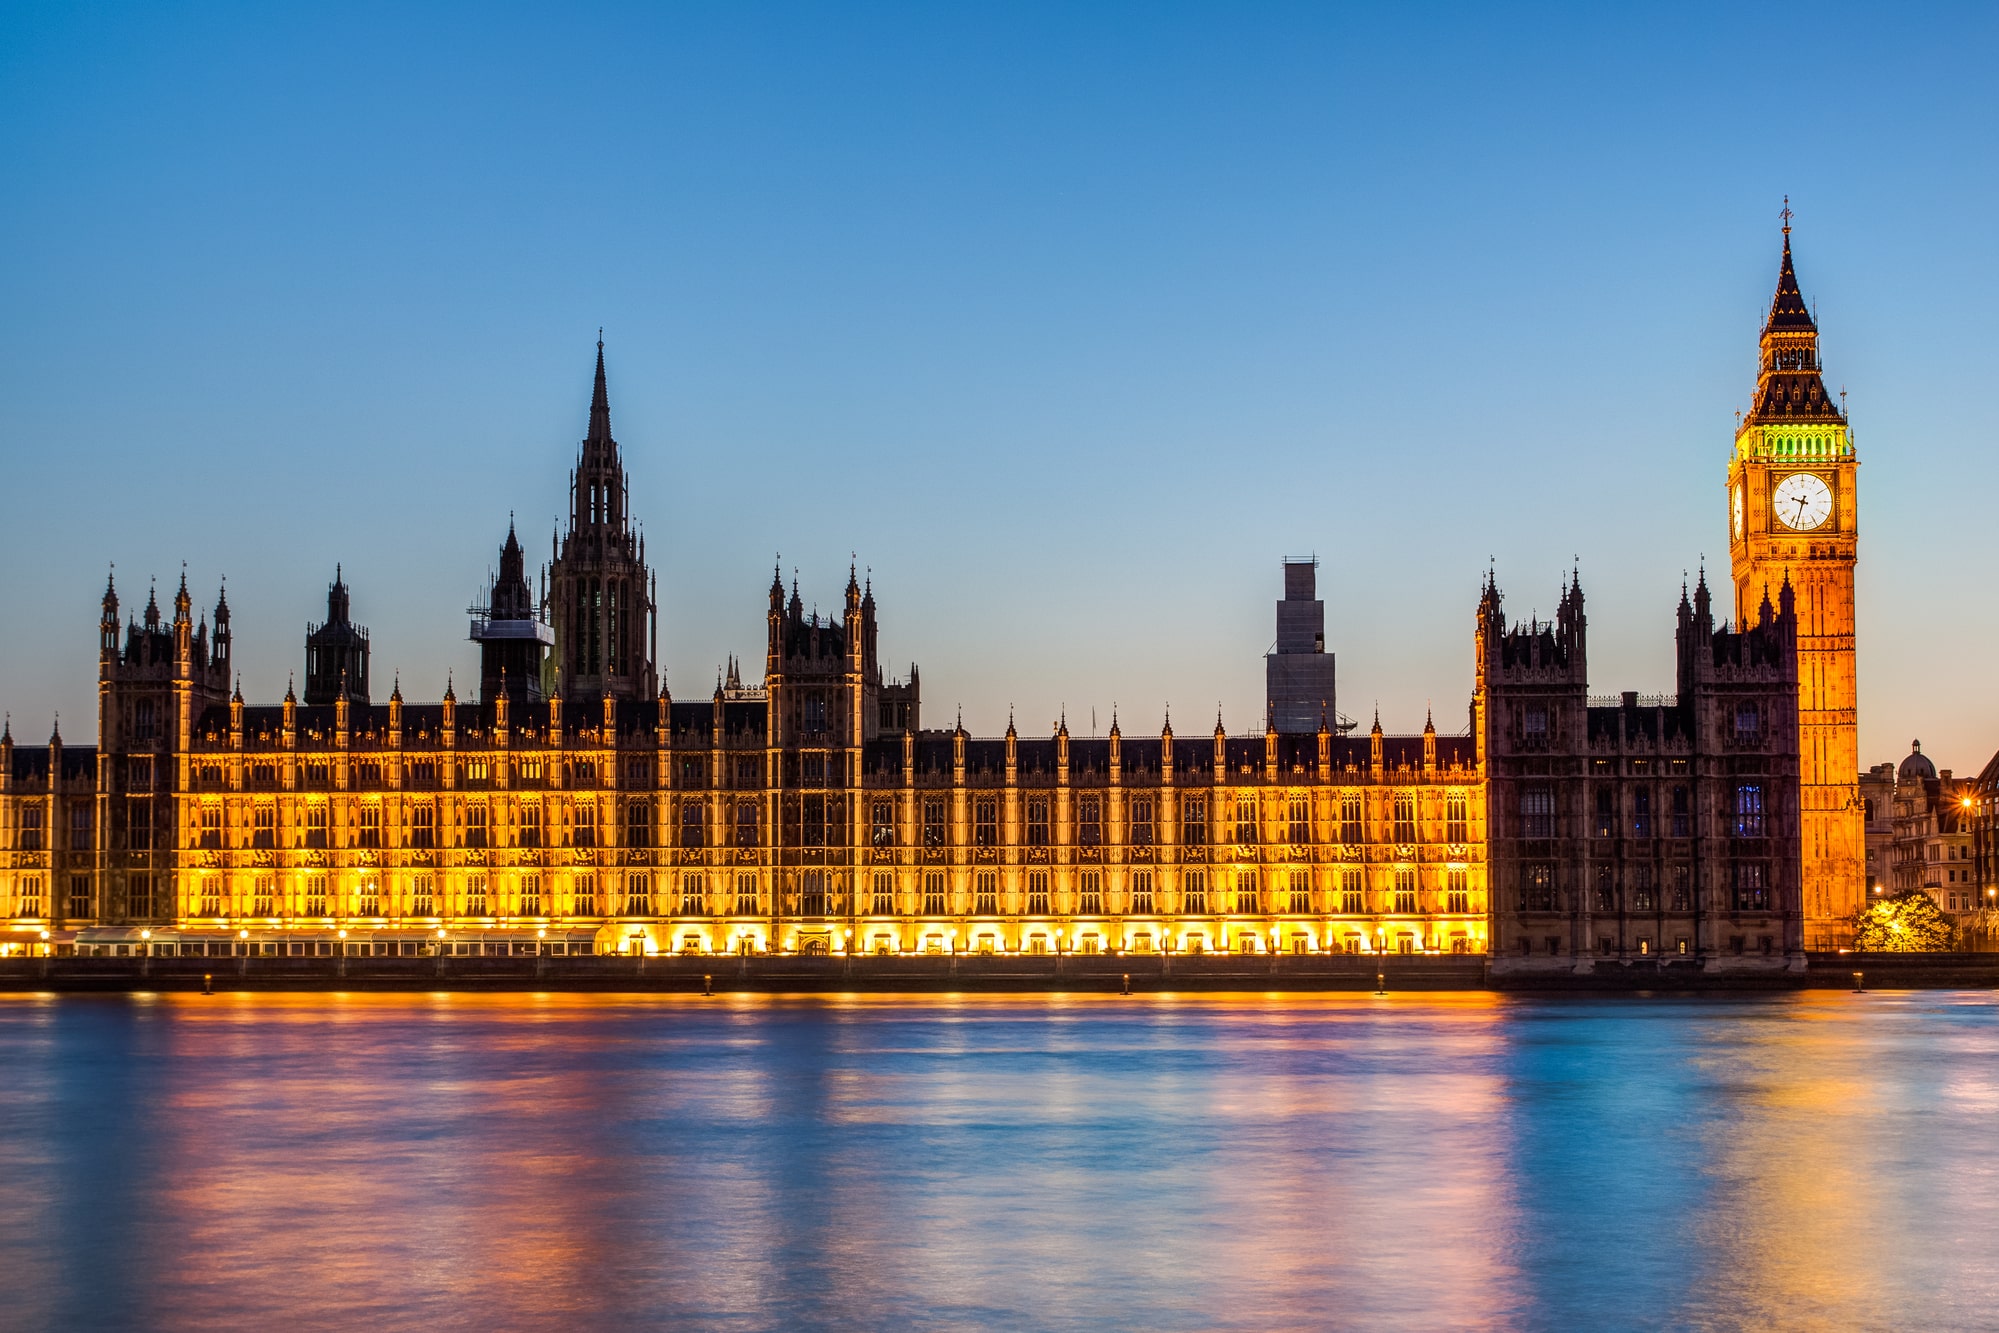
[2, 2, 1994, 771]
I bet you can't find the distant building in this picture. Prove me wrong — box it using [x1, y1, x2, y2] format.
[1265, 560, 1337, 734]
[1970, 748, 1999, 948]
[1881, 742, 1988, 947]
[1859, 762, 1895, 895]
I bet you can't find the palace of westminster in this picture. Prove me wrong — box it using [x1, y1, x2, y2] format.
[0, 227, 1864, 971]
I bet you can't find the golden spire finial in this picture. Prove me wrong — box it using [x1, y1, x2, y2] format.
[1780, 195, 1793, 236]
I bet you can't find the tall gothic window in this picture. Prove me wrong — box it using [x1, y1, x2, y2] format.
[1182, 871, 1207, 915]
[1077, 872, 1103, 915]
[1130, 799, 1154, 847]
[1524, 863, 1557, 912]
[1340, 793, 1363, 844]
[1733, 785, 1766, 839]
[1078, 797, 1102, 847]
[1522, 787, 1555, 839]
[1180, 797, 1206, 848]
[1027, 797, 1051, 847]
[1131, 871, 1155, 915]
[1734, 862, 1768, 911]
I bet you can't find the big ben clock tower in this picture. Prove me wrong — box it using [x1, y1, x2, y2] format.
[1727, 207, 1861, 947]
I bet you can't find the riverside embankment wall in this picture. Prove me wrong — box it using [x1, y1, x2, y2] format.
[2, 953, 1993, 993]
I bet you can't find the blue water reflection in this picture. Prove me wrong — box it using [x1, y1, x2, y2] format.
[1, 991, 1995, 1332]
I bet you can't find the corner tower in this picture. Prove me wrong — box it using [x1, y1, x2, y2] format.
[1725, 209, 1861, 946]
[547, 337, 657, 701]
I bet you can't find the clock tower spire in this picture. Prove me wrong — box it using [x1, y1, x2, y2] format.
[1726, 205, 1861, 947]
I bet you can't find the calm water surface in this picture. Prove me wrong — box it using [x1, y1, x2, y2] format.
[1, 990, 1995, 1332]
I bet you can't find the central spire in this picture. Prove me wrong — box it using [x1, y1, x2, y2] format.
[1765, 210, 1816, 335]
[1742, 209, 1844, 430]
[549, 333, 657, 702]
[587, 331, 612, 445]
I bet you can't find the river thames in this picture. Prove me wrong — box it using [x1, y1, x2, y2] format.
[1, 991, 1994, 1332]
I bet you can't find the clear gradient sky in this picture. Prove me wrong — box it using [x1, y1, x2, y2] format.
[2, 3, 1994, 772]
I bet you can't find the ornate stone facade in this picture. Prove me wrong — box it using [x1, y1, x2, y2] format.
[1480, 570, 1805, 974]
[0, 347, 1486, 958]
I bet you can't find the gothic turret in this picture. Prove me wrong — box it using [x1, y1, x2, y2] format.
[304, 566, 370, 705]
[472, 520, 553, 702]
[100, 570, 119, 659]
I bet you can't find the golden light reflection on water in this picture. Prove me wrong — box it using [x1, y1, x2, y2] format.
[2, 990, 1998, 1332]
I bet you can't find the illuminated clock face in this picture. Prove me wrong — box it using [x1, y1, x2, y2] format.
[1772, 473, 1833, 531]
[1732, 485, 1744, 540]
